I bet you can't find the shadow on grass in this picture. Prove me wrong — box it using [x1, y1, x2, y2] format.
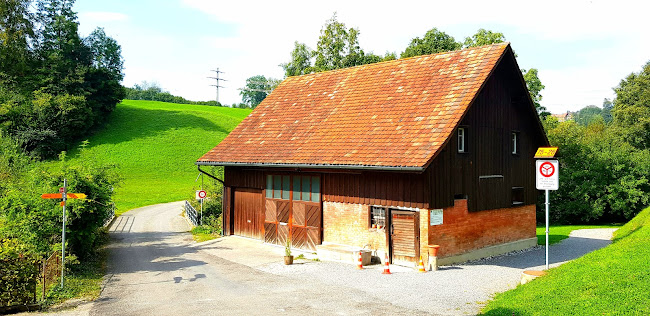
[73, 105, 231, 149]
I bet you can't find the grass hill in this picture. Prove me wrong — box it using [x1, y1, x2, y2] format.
[63, 100, 251, 213]
[482, 206, 650, 315]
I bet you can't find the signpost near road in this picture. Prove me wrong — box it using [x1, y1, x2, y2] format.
[41, 179, 87, 288]
[196, 190, 207, 225]
[535, 147, 559, 270]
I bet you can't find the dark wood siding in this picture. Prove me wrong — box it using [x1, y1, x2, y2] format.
[323, 171, 429, 209]
[432, 50, 547, 211]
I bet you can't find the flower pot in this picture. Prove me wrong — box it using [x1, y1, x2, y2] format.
[429, 245, 440, 257]
[284, 255, 294, 265]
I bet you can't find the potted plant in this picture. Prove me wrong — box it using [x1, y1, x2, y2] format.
[284, 240, 293, 265]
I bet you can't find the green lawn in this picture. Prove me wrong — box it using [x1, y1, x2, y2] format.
[536, 224, 620, 245]
[482, 207, 650, 315]
[61, 100, 250, 214]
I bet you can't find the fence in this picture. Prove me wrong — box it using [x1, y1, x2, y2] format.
[40, 251, 62, 301]
[103, 202, 115, 227]
[184, 200, 199, 226]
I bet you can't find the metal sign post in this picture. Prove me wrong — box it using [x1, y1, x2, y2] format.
[61, 179, 67, 288]
[535, 151, 559, 271]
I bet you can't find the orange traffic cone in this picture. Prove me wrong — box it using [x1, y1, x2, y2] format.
[417, 255, 427, 273]
[356, 251, 363, 270]
[382, 254, 392, 274]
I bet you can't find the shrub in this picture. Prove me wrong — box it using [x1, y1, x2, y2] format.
[0, 239, 39, 307]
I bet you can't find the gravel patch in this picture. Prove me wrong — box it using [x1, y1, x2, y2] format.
[256, 228, 617, 315]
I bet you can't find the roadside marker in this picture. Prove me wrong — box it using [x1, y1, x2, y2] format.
[382, 254, 392, 274]
[417, 256, 427, 273]
[356, 251, 363, 270]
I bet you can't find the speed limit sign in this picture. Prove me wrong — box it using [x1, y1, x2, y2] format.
[195, 190, 207, 200]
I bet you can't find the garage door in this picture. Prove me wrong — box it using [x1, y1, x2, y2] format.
[233, 188, 263, 239]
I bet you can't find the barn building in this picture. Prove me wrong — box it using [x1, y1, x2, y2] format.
[197, 43, 548, 266]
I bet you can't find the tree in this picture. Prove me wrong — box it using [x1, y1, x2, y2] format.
[612, 61, 650, 149]
[400, 28, 460, 58]
[281, 41, 313, 77]
[522, 68, 548, 117]
[573, 105, 603, 126]
[313, 13, 364, 71]
[0, 0, 35, 90]
[240, 75, 272, 108]
[463, 29, 506, 48]
[602, 98, 613, 124]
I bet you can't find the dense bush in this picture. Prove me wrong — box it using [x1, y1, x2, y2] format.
[542, 117, 650, 224]
[0, 136, 119, 259]
[188, 166, 223, 232]
[0, 239, 39, 306]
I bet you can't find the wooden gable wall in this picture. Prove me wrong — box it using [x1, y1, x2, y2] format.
[426, 49, 546, 212]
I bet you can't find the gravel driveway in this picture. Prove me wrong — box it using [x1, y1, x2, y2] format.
[35, 202, 615, 316]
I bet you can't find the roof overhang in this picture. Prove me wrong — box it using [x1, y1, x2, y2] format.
[195, 161, 425, 172]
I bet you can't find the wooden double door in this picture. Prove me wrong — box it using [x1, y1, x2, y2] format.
[263, 175, 322, 251]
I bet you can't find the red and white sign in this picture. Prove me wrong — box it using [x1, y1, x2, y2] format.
[536, 160, 559, 190]
[196, 190, 207, 200]
[59, 187, 65, 193]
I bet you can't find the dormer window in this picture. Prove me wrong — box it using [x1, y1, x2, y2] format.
[458, 127, 466, 153]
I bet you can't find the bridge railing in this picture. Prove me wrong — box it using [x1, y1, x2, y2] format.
[184, 200, 199, 226]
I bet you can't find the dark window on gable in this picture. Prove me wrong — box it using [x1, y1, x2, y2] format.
[512, 187, 524, 205]
[511, 131, 519, 155]
[369, 206, 386, 229]
[458, 127, 466, 153]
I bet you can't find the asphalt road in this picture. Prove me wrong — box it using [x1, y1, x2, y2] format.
[90, 201, 415, 316]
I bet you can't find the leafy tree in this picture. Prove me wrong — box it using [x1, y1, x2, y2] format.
[400, 28, 460, 58]
[281, 42, 313, 77]
[573, 105, 603, 126]
[462, 29, 506, 48]
[313, 13, 365, 71]
[602, 98, 613, 124]
[522, 68, 548, 117]
[240, 75, 272, 108]
[0, 0, 35, 90]
[612, 61, 650, 149]
[543, 117, 650, 223]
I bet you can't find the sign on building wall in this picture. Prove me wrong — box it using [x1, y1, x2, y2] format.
[536, 160, 559, 190]
[430, 209, 443, 226]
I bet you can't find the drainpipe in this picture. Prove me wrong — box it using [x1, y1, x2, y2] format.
[197, 165, 225, 236]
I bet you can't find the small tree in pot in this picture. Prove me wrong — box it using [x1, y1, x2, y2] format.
[284, 240, 293, 265]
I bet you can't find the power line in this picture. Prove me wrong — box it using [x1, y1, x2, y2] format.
[207, 68, 226, 105]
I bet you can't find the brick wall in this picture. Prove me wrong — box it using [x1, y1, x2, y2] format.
[323, 202, 388, 256]
[428, 199, 536, 258]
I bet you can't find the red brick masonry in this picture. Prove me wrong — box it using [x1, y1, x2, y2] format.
[429, 199, 536, 258]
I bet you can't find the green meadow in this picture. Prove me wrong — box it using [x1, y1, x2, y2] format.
[62, 100, 250, 214]
[482, 206, 650, 315]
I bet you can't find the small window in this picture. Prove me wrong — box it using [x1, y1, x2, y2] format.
[511, 131, 519, 155]
[370, 206, 386, 229]
[311, 176, 320, 202]
[282, 175, 290, 200]
[301, 176, 311, 202]
[458, 127, 466, 153]
[512, 187, 524, 205]
[266, 175, 273, 198]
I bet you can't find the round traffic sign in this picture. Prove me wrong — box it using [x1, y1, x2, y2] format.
[59, 187, 65, 193]
[539, 162, 555, 178]
[197, 190, 207, 199]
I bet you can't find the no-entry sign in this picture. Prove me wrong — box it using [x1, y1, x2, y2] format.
[536, 160, 559, 190]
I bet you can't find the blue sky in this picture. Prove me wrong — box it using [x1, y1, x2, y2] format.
[73, 0, 650, 113]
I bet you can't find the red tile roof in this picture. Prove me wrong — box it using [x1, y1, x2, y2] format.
[198, 43, 509, 170]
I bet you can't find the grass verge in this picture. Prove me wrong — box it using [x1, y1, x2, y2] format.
[536, 224, 620, 245]
[190, 225, 220, 242]
[482, 207, 650, 315]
